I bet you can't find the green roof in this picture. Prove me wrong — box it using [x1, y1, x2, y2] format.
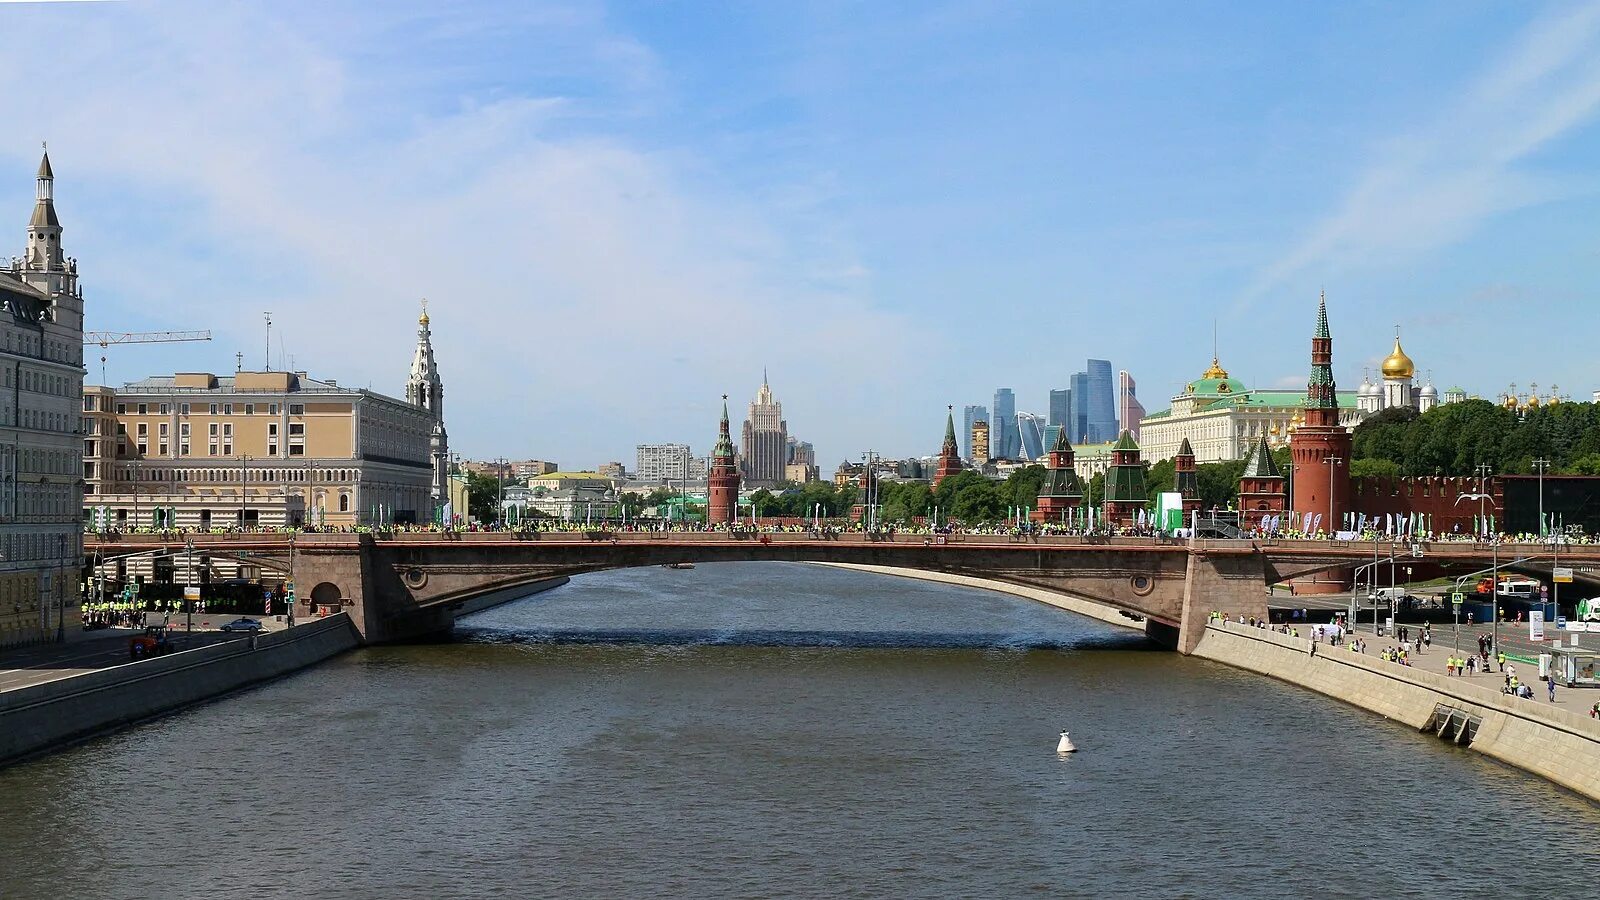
[1240, 437, 1282, 479]
[1112, 430, 1139, 451]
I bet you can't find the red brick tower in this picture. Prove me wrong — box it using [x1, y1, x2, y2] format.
[1238, 435, 1286, 530]
[1173, 437, 1201, 517]
[1033, 425, 1084, 524]
[1289, 291, 1351, 535]
[933, 406, 963, 487]
[708, 395, 740, 525]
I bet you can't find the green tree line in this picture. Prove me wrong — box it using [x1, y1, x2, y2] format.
[1351, 399, 1600, 476]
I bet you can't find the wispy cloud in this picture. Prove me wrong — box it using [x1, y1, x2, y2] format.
[0, 1, 924, 463]
[1241, 1, 1600, 305]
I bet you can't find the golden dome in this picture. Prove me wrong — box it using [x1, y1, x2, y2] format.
[419, 298, 430, 326]
[1526, 394, 1541, 408]
[1380, 336, 1414, 379]
[1200, 356, 1230, 380]
[1502, 393, 1519, 410]
[1289, 410, 1304, 432]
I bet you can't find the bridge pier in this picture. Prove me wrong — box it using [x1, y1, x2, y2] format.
[1175, 547, 1272, 654]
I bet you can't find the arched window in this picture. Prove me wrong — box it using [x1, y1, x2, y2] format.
[339, 493, 350, 513]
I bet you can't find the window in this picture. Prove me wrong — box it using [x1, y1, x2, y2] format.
[208, 445, 217, 456]
[289, 444, 304, 456]
[160, 404, 169, 415]
[222, 444, 232, 455]
[267, 442, 278, 456]
[290, 404, 304, 416]
[244, 404, 254, 415]
[159, 423, 168, 437]
[116, 423, 127, 435]
[268, 423, 278, 436]
[288, 423, 305, 436]
[158, 443, 168, 456]
[180, 423, 190, 437]
[180, 443, 190, 456]
[138, 403, 147, 415]
[269, 404, 279, 415]
[224, 403, 233, 415]
[136, 443, 147, 455]
[209, 403, 218, 415]
[339, 493, 350, 512]
[181, 403, 190, 415]
[82, 397, 94, 412]
[116, 403, 126, 414]
[222, 423, 233, 438]
[137, 423, 147, 437]
[208, 423, 218, 437]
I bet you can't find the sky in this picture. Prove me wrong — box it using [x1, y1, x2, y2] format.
[3, 1, 1600, 469]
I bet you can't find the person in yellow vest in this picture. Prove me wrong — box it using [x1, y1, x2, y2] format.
[1497, 651, 1506, 672]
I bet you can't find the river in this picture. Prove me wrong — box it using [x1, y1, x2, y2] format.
[2, 562, 1597, 898]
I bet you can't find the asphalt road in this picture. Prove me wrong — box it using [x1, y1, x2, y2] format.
[0, 630, 245, 693]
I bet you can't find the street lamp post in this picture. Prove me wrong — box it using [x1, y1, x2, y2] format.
[185, 537, 195, 641]
[1325, 456, 1343, 536]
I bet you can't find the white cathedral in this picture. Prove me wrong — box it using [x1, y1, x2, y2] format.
[1355, 330, 1450, 414]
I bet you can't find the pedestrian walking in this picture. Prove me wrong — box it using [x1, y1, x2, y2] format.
[1547, 676, 1556, 702]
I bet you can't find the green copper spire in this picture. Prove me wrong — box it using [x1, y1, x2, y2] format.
[713, 395, 734, 457]
[1112, 429, 1139, 452]
[1315, 289, 1329, 339]
[1051, 423, 1071, 453]
[1241, 435, 1281, 479]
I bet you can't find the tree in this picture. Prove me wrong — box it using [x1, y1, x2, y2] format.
[466, 472, 502, 523]
[1349, 458, 1400, 479]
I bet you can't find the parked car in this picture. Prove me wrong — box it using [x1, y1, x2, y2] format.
[219, 617, 264, 633]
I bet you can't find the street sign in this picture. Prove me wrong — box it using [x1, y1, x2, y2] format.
[1451, 592, 1465, 606]
[1554, 567, 1574, 583]
[183, 587, 201, 603]
[1530, 610, 1546, 642]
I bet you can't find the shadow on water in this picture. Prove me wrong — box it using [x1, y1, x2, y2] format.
[454, 624, 1156, 652]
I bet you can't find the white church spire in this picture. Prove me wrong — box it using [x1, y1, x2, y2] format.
[405, 300, 449, 512]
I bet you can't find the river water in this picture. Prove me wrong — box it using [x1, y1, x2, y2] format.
[2, 562, 1597, 899]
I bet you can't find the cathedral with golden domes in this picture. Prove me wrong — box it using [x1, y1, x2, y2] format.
[1355, 328, 1440, 414]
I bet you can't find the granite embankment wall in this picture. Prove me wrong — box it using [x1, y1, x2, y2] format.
[1194, 621, 1600, 802]
[452, 575, 571, 618]
[812, 563, 1140, 631]
[0, 614, 360, 767]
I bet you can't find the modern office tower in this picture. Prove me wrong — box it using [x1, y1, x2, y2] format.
[962, 405, 987, 460]
[992, 388, 1017, 459]
[1048, 389, 1072, 429]
[636, 443, 693, 482]
[1084, 359, 1116, 444]
[786, 437, 815, 467]
[1016, 412, 1046, 460]
[740, 373, 788, 487]
[1117, 370, 1147, 441]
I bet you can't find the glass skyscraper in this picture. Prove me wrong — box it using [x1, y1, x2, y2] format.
[962, 404, 988, 461]
[1016, 412, 1046, 460]
[992, 388, 1018, 459]
[1048, 389, 1072, 429]
[1066, 361, 1116, 443]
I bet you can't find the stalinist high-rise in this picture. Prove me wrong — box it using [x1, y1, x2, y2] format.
[740, 372, 788, 487]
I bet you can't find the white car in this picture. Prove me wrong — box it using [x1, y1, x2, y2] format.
[219, 617, 264, 633]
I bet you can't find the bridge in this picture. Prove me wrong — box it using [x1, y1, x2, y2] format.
[83, 532, 1600, 654]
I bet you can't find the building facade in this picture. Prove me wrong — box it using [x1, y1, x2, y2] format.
[1138, 355, 1363, 465]
[1048, 389, 1071, 431]
[969, 420, 991, 466]
[1, 151, 85, 648]
[636, 443, 693, 483]
[1117, 370, 1146, 441]
[962, 404, 987, 461]
[740, 375, 787, 487]
[992, 388, 1017, 459]
[84, 370, 435, 529]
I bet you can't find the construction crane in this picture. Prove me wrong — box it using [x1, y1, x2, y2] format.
[83, 330, 213, 384]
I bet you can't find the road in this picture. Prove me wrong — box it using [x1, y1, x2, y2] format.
[0, 630, 246, 693]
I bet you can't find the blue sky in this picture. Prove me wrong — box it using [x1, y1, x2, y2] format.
[3, 1, 1600, 468]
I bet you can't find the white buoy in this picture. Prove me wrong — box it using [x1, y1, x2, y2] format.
[1056, 730, 1078, 753]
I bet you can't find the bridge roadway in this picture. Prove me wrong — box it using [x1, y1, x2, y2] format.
[83, 532, 1600, 655]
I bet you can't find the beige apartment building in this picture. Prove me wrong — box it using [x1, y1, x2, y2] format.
[84, 369, 437, 529]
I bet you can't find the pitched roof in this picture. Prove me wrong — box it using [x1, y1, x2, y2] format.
[1241, 436, 1282, 480]
[1176, 437, 1194, 457]
[1111, 429, 1139, 451]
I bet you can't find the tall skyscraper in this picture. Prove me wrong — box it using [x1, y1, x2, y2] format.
[1085, 359, 1116, 444]
[1016, 412, 1046, 460]
[1117, 370, 1146, 441]
[1068, 370, 1090, 443]
[962, 405, 987, 460]
[1048, 389, 1072, 429]
[992, 388, 1017, 459]
[740, 372, 788, 487]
